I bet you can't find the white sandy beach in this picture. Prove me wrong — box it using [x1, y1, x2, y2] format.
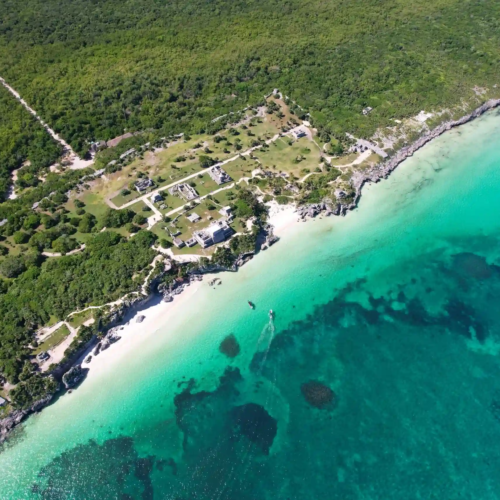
[81, 202, 300, 381]
[84, 279, 205, 381]
[266, 201, 299, 237]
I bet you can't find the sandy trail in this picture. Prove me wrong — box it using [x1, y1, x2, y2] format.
[0, 76, 94, 170]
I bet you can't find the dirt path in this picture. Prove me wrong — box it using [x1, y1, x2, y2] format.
[42, 244, 86, 258]
[107, 131, 284, 213]
[39, 323, 78, 372]
[0, 76, 93, 170]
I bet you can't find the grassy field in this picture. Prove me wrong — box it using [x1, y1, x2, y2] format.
[110, 190, 141, 207]
[254, 137, 322, 177]
[128, 200, 148, 214]
[67, 310, 94, 328]
[45, 103, 296, 230]
[223, 156, 259, 180]
[35, 324, 71, 354]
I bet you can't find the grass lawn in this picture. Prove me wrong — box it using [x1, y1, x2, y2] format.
[78, 192, 111, 219]
[191, 175, 220, 197]
[128, 200, 148, 214]
[162, 193, 189, 213]
[102, 108, 290, 195]
[171, 244, 214, 257]
[331, 153, 359, 166]
[111, 190, 141, 207]
[209, 188, 237, 207]
[1, 239, 22, 256]
[223, 156, 259, 180]
[355, 153, 381, 172]
[254, 137, 321, 177]
[35, 324, 70, 354]
[67, 310, 94, 328]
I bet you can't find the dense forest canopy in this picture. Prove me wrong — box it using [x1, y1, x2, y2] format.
[0, 0, 499, 157]
[0, 229, 156, 383]
[0, 85, 62, 202]
[0, 0, 499, 406]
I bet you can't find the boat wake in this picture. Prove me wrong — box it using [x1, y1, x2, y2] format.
[254, 318, 276, 373]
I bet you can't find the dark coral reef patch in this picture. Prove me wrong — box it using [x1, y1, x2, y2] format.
[301, 380, 336, 409]
[231, 403, 278, 455]
[219, 334, 241, 358]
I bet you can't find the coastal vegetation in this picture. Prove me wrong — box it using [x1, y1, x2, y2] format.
[0, 229, 156, 390]
[1, 0, 499, 159]
[0, 85, 62, 201]
[0, 0, 499, 419]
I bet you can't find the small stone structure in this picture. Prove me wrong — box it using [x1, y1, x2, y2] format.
[208, 166, 231, 185]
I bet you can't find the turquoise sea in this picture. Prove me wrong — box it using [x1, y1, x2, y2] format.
[2, 110, 500, 499]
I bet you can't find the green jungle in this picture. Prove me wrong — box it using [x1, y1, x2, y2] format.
[0, 0, 499, 410]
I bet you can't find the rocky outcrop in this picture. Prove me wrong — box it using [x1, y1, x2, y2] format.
[342, 99, 500, 215]
[0, 393, 55, 443]
[295, 202, 335, 220]
[105, 294, 153, 327]
[234, 251, 254, 268]
[93, 342, 102, 356]
[100, 328, 121, 351]
[62, 365, 88, 389]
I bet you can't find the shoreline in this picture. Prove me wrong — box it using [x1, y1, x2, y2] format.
[1, 100, 499, 442]
[342, 98, 500, 215]
[76, 202, 299, 381]
[82, 280, 205, 382]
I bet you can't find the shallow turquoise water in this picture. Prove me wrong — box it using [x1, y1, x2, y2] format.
[3, 110, 500, 498]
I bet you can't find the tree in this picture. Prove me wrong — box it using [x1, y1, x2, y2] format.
[212, 247, 234, 267]
[24, 249, 43, 268]
[69, 217, 81, 227]
[78, 213, 96, 233]
[51, 236, 79, 254]
[133, 213, 147, 225]
[125, 223, 140, 233]
[41, 214, 56, 228]
[199, 155, 216, 169]
[51, 192, 67, 205]
[13, 231, 30, 244]
[100, 208, 134, 228]
[0, 256, 26, 278]
[160, 238, 172, 249]
[23, 214, 41, 230]
[86, 231, 122, 252]
[18, 360, 36, 382]
[10, 374, 58, 409]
